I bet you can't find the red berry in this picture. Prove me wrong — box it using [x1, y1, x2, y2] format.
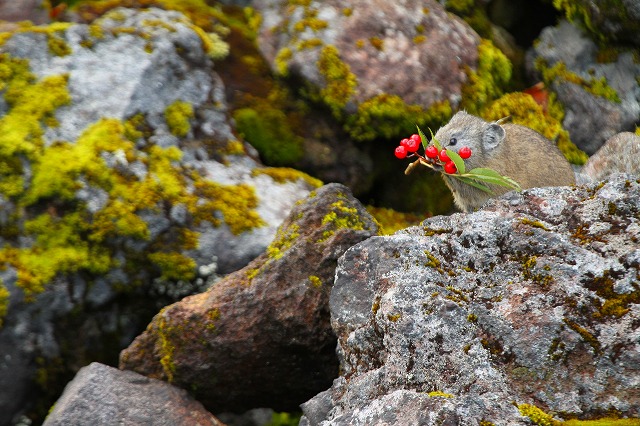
[405, 138, 420, 153]
[444, 161, 457, 174]
[458, 146, 472, 159]
[425, 145, 438, 159]
[439, 149, 451, 163]
[400, 138, 410, 148]
[410, 134, 421, 144]
[394, 145, 407, 159]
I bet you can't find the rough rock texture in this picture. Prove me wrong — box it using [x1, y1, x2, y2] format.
[43, 362, 224, 426]
[554, 0, 640, 47]
[0, 8, 316, 425]
[302, 174, 640, 425]
[528, 20, 640, 155]
[254, 0, 479, 111]
[0, 0, 49, 25]
[120, 183, 379, 414]
[582, 132, 640, 182]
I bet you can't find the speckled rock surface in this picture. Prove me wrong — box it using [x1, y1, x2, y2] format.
[582, 132, 640, 182]
[43, 362, 224, 426]
[254, 0, 479, 111]
[527, 20, 640, 155]
[120, 183, 379, 414]
[302, 174, 640, 425]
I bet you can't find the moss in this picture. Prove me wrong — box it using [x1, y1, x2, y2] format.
[296, 38, 323, 50]
[0, 282, 9, 327]
[47, 34, 72, 56]
[318, 199, 373, 242]
[251, 167, 323, 188]
[428, 390, 454, 398]
[308, 275, 322, 288]
[266, 223, 300, 260]
[387, 313, 401, 322]
[423, 249, 441, 269]
[467, 313, 478, 323]
[481, 92, 588, 165]
[148, 252, 196, 281]
[520, 218, 551, 231]
[536, 59, 621, 103]
[461, 39, 512, 114]
[275, 47, 293, 76]
[563, 318, 601, 355]
[315, 44, 358, 117]
[164, 100, 194, 137]
[518, 403, 559, 426]
[520, 254, 553, 289]
[365, 206, 422, 235]
[233, 107, 304, 166]
[444, 0, 492, 38]
[584, 271, 640, 319]
[158, 313, 177, 383]
[189, 25, 229, 61]
[345, 93, 452, 142]
[369, 37, 384, 51]
[413, 35, 427, 44]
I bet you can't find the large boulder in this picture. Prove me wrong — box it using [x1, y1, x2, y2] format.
[0, 8, 317, 424]
[527, 20, 640, 155]
[120, 183, 380, 414]
[43, 362, 224, 426]
[302, 174, 640, 424]
[582, 132, 640, 182]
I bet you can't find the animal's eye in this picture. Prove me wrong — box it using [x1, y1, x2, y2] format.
[449, 137, 457, 146]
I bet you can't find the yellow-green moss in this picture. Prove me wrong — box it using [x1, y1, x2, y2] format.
[316, 44, 358, 117]
[275, 47, 293, 76]
[266, 223, 300, 260]
[428, 390, 454, 398]
[345, 93, 452, 142]
[189, 25, 230, 61]
[251, 167, 323, 188]
[365, 206, 422, 235]
[148, 252, 196, 281]
[369, 37, 384, 51]
[308, 275, 322, 288]
[296, 38, 323, 50]
[164, 100, 194, 137]
[318, 199, 370, 242]
[413, 35, 427, 44]
[461, 39, 512, 114]
[481, 92, 588, 165]
[536, 59, 621, 103]
[444, 0, 492, 38]
[233, 107, 304, 166]
[564, 419, 640, 426]
[0, 283, 9, 327]
[518, 403, 559, 426]
[158, 313, 177, 383]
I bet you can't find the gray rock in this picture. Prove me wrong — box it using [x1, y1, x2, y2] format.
[582, 132, 640, 182]
[43, 362, 224, 426]
[303, 174, 640, 424]
[527, 21, 640, 154]
[0, 8, 317, 424]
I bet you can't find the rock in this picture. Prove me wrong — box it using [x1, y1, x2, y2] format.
[553, 0, 640, 47]
[527, 20, 640, 154]
[0, 8, 317, 424]
[302, 174, 640, 424]
[120, 183, 380, 414]
[0, 0, 49, 25]
[254, 0, 479, 118]
[43, 362, 224, 426]
[582, 132, 640, 182]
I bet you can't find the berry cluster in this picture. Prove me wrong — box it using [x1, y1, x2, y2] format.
[394, 133, 472, 175]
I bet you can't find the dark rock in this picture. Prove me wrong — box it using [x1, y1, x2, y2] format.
[43, 362, 224, 426]
[302, 174, 640, 424]
[119, 183, 380, 413]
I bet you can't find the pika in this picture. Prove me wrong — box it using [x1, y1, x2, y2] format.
[432, 111, 576, 212]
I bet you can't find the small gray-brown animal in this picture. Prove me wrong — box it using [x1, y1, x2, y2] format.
[431, 111, 576, 212]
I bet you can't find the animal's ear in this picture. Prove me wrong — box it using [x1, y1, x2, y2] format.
[482, 123, 505, 151]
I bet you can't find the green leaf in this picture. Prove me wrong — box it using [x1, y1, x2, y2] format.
[445, 149, 466, 175]
[466, 168, 505, 179]
[427, 127, 442, 151]
[416, 125, 429, 151]
[451, 175, 493, 193]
